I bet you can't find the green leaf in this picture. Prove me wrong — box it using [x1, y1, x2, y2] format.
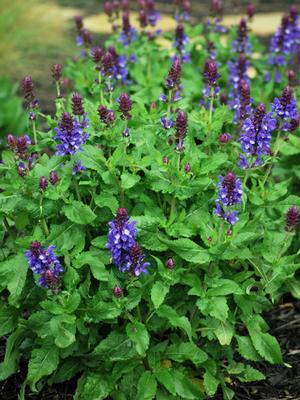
[27, 345, 59, 391]
[197, 297, 228, 322]
[0, 306, 18, 335]
[206, 279, 242, 296]
[73, 252, 109, 281]
[94, 192, 119, 214]
[74, 373, 113, 400]
[50, 314, 76, 348]
[204, 371, 219, 396]
[157, 305, 193, 341]
[238, 365, 265, 382]
[151, 281, 170, 309]
[158, 238, 210, 264]
[121, 172, 141, 189]
[126, 321, 149, 356]
[0, 254, 27, 306]
[245, 316, 283, 364]
[172, 369, 203, 399]
[212, 319, 234, 345]
[91, 331, 137, 361]
[63, 200, 96, 225]
[165, 342, 207, 366]
[235, 335, 261, 361]
[137, 371, 157, 400]
[155, 369, 177, 396]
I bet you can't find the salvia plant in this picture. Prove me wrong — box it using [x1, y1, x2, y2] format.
[0, 1, 300, 399]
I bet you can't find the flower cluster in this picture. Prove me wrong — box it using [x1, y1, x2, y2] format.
[285, 205, 300, 232]
[173, 23, 190, 63]
[98, 105, 116, 127]
[138, 0, 160, 27]
[74, 15, 93, 57]
[266, 7, 300, 83]
[232, 18, 252, 54]
[239, 103, 277, 169]
[101, 47, 133, 86]
[203, 59, 220, 100]
[107, 208, 150, 276]
[175, 110, 188, 151]
[21, 76, 39, 112]
[54, 112, 89, 156]
[207, 0, 226, 33]
[215, 172, 243, 225]
[25, 241, 63, 288]
[119, 12, 136, 48]
[174, 0, 191, 22]
[271, 86, 299, 132]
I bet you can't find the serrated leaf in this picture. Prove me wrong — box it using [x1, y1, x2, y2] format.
[74, 373, 112, 400]
[126, 321, 149, 356]
[94, 192, 119, 214]
[238, 365, 265, 382]
[27, 345, 59, 391]
[204, 371, 219, 396]
[50, 314, 76, 348]
[172, 369, 203, 399]
[235, 335, 261, 361]
[157, 305, 193, 341]
[91, 331, 137, 361]
[0, 254, 27, 306]
[158, 238, 210, 264]
[165, 342, 207, 366]
[121, 172, 141, 189]
[73, 251, 109, 281]
[137, 371, 157, 400]
[151, 281, 170, 309]
[63, 200, 96, 225]
[155, 369, 177, 396]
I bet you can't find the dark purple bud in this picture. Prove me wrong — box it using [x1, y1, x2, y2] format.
[114, 286, 123, 297]
[49, 171, 59, 185]
[74, 15, 83, 31]
[60, 112, 74, 132]
[113, 0, 120, 12]
[139, 0, 147, 9]
[163, 156, 169, 164]
[289, 5, 298, 23]
[246, 3, 256, 19]
[72, 92, 84, 116]
[165, 258, 175, 270]
[7, 134, 16, 149]
[21, 76, 34, 103]
[91, 47, 104, 66]
[122, 12, 131, 35]
[98, 105, 116, 126]
[17, 136, 30, 156]
[204, 59, 219, 88]
[129, 243, 143, 265]
[150, 102, 157, 110]
[118, 92, 132, 120]
[183, 0, 191, 12]
[285, 205, 300, 232]
[184, 163, 191, 173]
[289, 117, 300, 132]
[30, 240, 42, 255]
[280, 86, 293, 108]
[219, 133, 232, 144]
[139, 9, 148, 27]
[51, 64, 62, 82]
[39, 176, 48, 191]
[287, 70, 296, 86]
[116, 208, 129, 229]
[208, 236, 212, 242]
[43, 269, 60, 289]
[227, 229, 233, 236]
[175, 110, 188, 151]
[82, 28, 92, 47]
[210, 0, 223, 16]
[253, 103, 266, 130]
[220, 92, 228, 104]
[175, 23, 184, 44]
[121, 0, 129, 11]
[104, 1, 113, 17]
[102, 51, 114, 76]
[166, 57, 181, 89]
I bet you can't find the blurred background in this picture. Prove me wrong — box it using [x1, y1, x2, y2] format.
[0, 0, 296, 135]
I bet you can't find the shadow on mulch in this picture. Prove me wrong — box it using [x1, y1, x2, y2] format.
[1, 302, 300, 400]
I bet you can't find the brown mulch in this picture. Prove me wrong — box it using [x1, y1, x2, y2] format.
[1, 302, 300, 399]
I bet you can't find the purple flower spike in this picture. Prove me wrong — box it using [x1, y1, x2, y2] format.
[54, 112, 89, 156]
[51, 64, 62, 82]
[175, 110, 188, 151]
[25, 241, 63, 289]
[72, 92, 85, 116]
[117, 92, 132, 120]
[285, 205, 300, 232]
[39, 176, 48, 191]
[271, 86, 299, 132]
[129, 243, 150, 276]
[239, 103, 277, 168]
[203, 59, 220, 99]
[232, 18, 252, 54]
[98, 105, 115, 127]
[215, 172, 243, 225]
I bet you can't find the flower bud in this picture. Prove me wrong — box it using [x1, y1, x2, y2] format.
[246, 3, 256, 19]
[113, 286, 123, 297]
[285, 206, 300, 232]
[51, 64, 62, 82]
[49, 171, 59, 185]
[219, 133, 232, 144]
[184, 163, 191, 173]
[118, 92, 132, 120]
[39, 176, 48, 191]
[163, 156, 169, 165]
[72, 92, 84, 116]
[165, 258, 176, 270]
[7, 134, 16, 149]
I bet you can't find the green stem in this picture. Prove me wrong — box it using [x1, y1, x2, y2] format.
[3, 217, 11, 233]
[262, 129, 281, 187]
[74, 179, 81, 202]
[41, 218, 49, 237]
[208, 90, 214, 126]
[169, 197, 176, 223]
[39, 195, 49, 236]
[56, 81, 61, 98]
[243, 169, 249, 188]
[166, 89, 173, 124]
[217, 221, 224, 244]
[32, 120, 38, 146]
[176, 152, 181, 171]
[99, 71, 104, 104]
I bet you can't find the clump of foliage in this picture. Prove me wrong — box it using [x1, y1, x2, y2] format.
[0, 1, 300, 399]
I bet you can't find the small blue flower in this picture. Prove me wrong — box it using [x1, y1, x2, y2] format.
[72, 160, 87, 175]
[161, 117, 173, 129]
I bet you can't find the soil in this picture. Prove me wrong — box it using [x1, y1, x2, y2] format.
[1, 301, 300, 400]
